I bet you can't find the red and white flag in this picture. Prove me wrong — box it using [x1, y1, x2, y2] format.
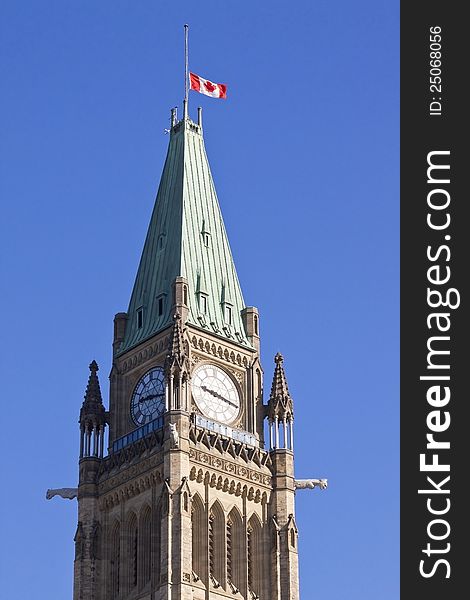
[189, 72, 227, 99]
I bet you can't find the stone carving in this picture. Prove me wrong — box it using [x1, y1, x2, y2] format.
[46, 487, 78, 500]
[99, 469, 163, 509]
[190, 342, 251, 369]
[294, 479, 328, 490]
[169, 423, 179, 448]
[190, 450, 272, 488]
[121, 336, 169, 373]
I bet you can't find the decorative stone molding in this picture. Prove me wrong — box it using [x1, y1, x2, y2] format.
[98, 447, 162, 490]
[189, 465, 268, 505]
[99, 469, 163, 509]
[189, 449, 272, 489]
[189, 425, 270, 468]
[98, 429, 163, 478]
[190, 336, 251, 368]
[120, 335, 171, 374]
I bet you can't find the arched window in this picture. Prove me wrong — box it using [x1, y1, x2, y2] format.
[227, 507, 243, 592]
[191, 494, 206, 581]
[126, 513, 138, 591]
[91, 522, 101, 560]
[209, 501, 225, 587]
[139, 506, 151, 588]
[154, 502, 162, 586]
[247, 514, 263, 598]
[110, 520, 120, 599]
[74, 522, 84, 560]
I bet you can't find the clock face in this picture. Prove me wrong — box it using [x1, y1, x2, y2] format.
[130, 367, 165, 426]
[191, 364, 240, 424]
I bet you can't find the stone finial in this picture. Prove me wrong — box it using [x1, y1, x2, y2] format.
[165, 313, 189, 376]
[80, 360, 105, 424]
[84, 361, 103, 403]
[268, 352, 294, 422]
[170, 313, 184, 358]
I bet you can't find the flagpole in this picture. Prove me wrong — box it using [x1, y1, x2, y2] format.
[184, 24, 189, 119]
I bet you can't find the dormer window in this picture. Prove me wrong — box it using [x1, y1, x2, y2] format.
[157, 294, 166, 317]
[201, 220, 211, 247]
[200, 293, 208, 314]
[137, 307, 143, 329]
[224, 303, 233, 325]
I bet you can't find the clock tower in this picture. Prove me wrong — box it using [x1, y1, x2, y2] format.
[72, 107, 317, 600]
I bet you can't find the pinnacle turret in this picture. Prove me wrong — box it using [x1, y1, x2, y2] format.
[267, 353, 294, 450]
[80, 361, 105, 422]
[165, 313, 188, 374]
[268, 353, 294, 422]
[164, 313, 190, 411]
[79, 361, 107, 458]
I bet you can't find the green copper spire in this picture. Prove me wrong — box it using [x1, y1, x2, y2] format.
[118, 111, 249, 354]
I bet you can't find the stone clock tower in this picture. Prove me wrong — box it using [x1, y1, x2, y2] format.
[68, 106, 326, 600]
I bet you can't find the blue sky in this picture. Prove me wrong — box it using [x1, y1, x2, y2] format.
[0, 1, 399, 598]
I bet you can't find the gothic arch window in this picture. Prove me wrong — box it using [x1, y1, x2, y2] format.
[157, 294, 166, 317]
[154, 501, 162, 586]
[110, 520, 120, 599]
[290, 527, 296, 548]
[227, 507, 243, 592]
[126, 512, 138, 592]
[74, 522, 84, 561]
[91, 522, 101, 560]
[139, 505, 151, 588]
[191, 494, 206, 581]
[137, 307, 144, 329]
[209, 500, 225, 588]
[247, 514, 263, 599]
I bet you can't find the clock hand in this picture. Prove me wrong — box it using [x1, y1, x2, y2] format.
[139, 392, 164, 403]
[201, 385, 238, 408]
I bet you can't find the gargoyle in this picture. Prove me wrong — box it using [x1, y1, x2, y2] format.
[294, 479, 328, 490]
[46, 488, 78, 500]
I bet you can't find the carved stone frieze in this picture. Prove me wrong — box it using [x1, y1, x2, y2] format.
[98, 468, 162, 510]
[189, 464, 269, 505]
[189, 336, 252, 369]
[98, 451, 163, 495]
[120, 334, 171, 374]
[98, 430, 163, 479]
[189, 448, 272, 488]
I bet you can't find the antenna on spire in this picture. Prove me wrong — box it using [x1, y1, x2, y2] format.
[184, 24, 189, 119]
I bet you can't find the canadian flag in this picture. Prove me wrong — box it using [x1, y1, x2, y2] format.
[189, 72, 227, 99]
